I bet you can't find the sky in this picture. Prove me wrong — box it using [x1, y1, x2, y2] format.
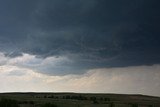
[0, 0, 160, 96]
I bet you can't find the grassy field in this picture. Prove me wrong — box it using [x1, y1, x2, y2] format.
[0, 93, 159, 107]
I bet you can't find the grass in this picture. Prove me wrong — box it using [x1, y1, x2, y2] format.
[0, 93, 159, 107]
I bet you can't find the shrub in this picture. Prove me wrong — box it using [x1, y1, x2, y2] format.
[0, 98, 19, 107]
[110, 102, 115, 107]
[41, 103, 57, 107]
[131, 103, 138, 107]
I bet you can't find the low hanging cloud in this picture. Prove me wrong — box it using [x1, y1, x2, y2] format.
[0, 62, 160, 96]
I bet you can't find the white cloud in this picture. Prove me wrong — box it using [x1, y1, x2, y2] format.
[0, 52, 160, 96]
[7, 53, 43, 66]
[44, 65, 160, 96]
[7, 53, 73, 75]
[0, 65, 57, 92]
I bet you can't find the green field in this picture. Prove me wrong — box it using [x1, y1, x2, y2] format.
[0, 93, 159, 107]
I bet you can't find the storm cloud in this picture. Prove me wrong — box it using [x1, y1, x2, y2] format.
[0, 0, 160, 75]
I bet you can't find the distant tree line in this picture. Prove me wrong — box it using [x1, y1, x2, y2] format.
[43, 95, 111, 101]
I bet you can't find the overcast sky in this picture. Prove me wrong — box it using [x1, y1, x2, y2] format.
[0, 0, 160, 96]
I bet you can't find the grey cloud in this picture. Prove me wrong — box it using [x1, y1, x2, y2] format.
[0, 0, 160, 75]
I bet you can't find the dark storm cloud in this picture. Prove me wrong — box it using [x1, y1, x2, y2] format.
[0, 0, 160, 75]
[0, 0, 38, 55]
